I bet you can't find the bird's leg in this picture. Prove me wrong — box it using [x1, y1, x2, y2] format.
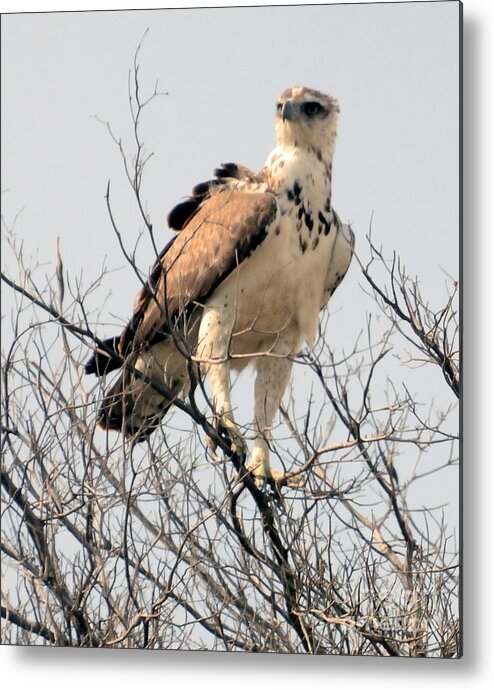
[249, 356, 302, 488]
[197, 308, 246, 459]
[206, 361, 247, 457]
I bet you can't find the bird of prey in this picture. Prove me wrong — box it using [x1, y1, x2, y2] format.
[85, 86, 354, 485]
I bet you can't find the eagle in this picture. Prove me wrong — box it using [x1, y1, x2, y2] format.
[85, 86, 354, 485]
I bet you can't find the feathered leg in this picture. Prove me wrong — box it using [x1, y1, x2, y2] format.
[197, 307, 247, 456]
[205, 361, 247, 455]
[249, 356, 299, 486]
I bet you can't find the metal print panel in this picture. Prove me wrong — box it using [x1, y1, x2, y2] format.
[1, 1, 461, 656]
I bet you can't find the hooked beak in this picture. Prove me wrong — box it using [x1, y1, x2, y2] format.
[282, 100, 296, 122]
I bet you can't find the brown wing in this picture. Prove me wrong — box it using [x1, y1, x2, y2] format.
[167, 162, 266, 231]
[119, 188, 277, 355]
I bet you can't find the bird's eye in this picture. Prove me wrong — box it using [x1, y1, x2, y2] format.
[303, 101, 323, 117]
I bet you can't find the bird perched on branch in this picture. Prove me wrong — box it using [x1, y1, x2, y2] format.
[85, 86, 354, 486]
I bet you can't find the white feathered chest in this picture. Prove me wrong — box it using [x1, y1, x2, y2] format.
[203, 146, 339, 361]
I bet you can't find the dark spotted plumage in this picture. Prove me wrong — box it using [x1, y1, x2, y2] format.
[305, 213, 314, 232]
[318, 211, 331, 236]
[292, 180, 302, 204]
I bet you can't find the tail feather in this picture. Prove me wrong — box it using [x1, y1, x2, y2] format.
[84, 336, 122, 376]
[94, 339, 189, 441]
[97, 373, 176, 442]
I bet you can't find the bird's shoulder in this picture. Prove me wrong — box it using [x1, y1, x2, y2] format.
[167, 162, 272, 232]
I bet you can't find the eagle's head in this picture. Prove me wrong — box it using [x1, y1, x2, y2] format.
[275, 86, 339, 161]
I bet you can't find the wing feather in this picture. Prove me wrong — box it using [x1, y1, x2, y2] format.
[119, 188, 277, 355]
[321, 220, 355, 308]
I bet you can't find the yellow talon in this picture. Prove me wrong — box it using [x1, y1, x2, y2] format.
[206, 434, 222, 463]
[246, 460, 304, 489]
[219, 415, 247, 455]
[207, 415, 247, 459]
